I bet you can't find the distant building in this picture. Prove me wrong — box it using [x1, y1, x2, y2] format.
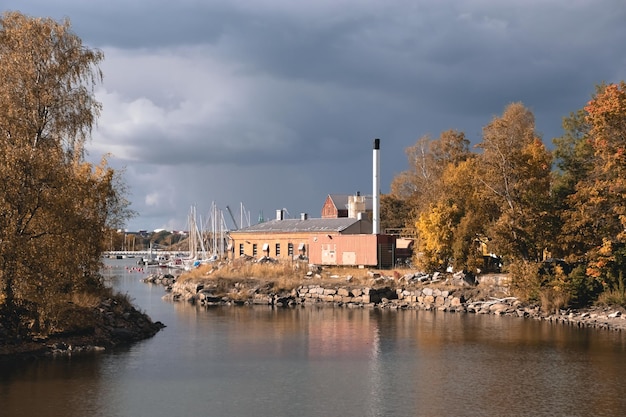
[321, 192, 372, 219]
[229, 205, 397, 268]
[229, 140, 407, 268]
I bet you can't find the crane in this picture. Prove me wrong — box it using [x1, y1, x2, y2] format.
[225, 205, 239, 230]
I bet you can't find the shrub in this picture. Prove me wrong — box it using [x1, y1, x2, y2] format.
[596, 271, 626, 308]
[539, 287, 571, 314]
[508, 260, 543, 303]
[509, 259, 579, 311]
[565, 265, 602, 308]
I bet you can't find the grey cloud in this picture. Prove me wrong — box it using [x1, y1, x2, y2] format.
[5, 0, 626, 230]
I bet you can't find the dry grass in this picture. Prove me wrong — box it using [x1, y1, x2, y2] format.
[597, 291, 626, 308]
[179, 261, 298, 281]
[539, 288, 571, 314]
[596, 278, 626, 308]
[177, 260, 387, 292]
[71, 291, 104, 308]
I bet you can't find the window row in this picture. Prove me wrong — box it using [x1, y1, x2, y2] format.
[238, 242, 307, 257]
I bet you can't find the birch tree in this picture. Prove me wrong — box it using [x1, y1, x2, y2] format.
[0, 12, 132, 335]
[476, 102, 553, 262]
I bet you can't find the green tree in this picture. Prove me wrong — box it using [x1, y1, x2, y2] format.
[552, 109, 593, 200]
[551, 109, 594, 260]
[0, 12, 132, 335]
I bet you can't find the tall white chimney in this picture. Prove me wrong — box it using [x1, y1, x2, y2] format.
[372, 138, 380, 235]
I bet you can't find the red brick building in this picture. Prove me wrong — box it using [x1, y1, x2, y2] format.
[321, 193, 373, 219]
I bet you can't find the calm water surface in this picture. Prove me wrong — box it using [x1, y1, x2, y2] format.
[1, 259, 625, 417]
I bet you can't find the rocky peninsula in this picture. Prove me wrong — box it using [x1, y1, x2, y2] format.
[0, 295, 165, 359]
[145, 266, 626, 332]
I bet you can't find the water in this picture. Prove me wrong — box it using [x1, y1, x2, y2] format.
[1, 259, 626, 417]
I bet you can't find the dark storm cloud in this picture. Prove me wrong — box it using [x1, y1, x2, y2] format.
[4, 0, 626, 230]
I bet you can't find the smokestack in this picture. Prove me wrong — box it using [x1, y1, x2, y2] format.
[373, 138, 380, 235]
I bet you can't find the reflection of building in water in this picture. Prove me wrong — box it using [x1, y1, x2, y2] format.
[205, 307, 382, 361]
[307, 309, 379, 360]
[367, 319, 383, 414]
[305, 308, 384, 416]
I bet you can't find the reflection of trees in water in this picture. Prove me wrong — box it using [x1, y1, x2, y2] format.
[0, 356, 105, 417]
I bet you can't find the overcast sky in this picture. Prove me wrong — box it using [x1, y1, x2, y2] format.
[5, 0, 626, 231]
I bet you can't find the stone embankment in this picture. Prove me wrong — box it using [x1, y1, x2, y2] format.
[148, 270, 626, 332]
[0, 296, 165, 358]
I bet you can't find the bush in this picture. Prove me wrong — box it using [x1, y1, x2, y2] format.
[566, 265, 602, 308]
[539, 287, 570, 314]
[508, 260, 542, 303]
[596, 272, 626, 308]
[509, 259, 593, 311]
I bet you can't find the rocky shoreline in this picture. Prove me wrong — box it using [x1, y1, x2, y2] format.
[7, 267, 622, 360]
[147, 271, 626, 332]
[0, 297, 165, 360]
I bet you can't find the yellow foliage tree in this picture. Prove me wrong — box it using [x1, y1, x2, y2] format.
[0, 12, 132, 335]
[415, 201, 462, 272]
[414, 157, 486, 273]
[476, 102, 553, 262]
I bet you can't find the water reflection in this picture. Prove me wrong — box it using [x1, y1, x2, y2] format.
[0, 355, 106, 416]
[1, 259, 626, 417]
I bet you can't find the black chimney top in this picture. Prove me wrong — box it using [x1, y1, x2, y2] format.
[373, 138, 380, 150]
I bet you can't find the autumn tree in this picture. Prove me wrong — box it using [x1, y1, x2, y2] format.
[393, 130, 481, 272]
[415, 199, 463, 272]
[476, 102, 553, 263]
[440, 158, 487, 273]
[560, 82, 626, 291]
[413, 156, 488, 273]
[552, 110, 593, 202]
[379, 193, 412, 233]
[390, 135, 436, 208]
[0, 12, 132, 335]
[391, 130, 471, 220]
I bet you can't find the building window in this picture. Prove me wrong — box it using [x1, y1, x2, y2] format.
[275, 243, 280, 256]
[239, 243, 244, 256]
[288, 243, 294, 256]
[253, 244, 257, 256]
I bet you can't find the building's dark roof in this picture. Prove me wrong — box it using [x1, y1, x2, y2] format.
[327, 194, 373, 211]
[231, 217, 370, 233]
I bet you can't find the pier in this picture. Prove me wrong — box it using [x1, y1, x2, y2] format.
[103, 250, 191, 259]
